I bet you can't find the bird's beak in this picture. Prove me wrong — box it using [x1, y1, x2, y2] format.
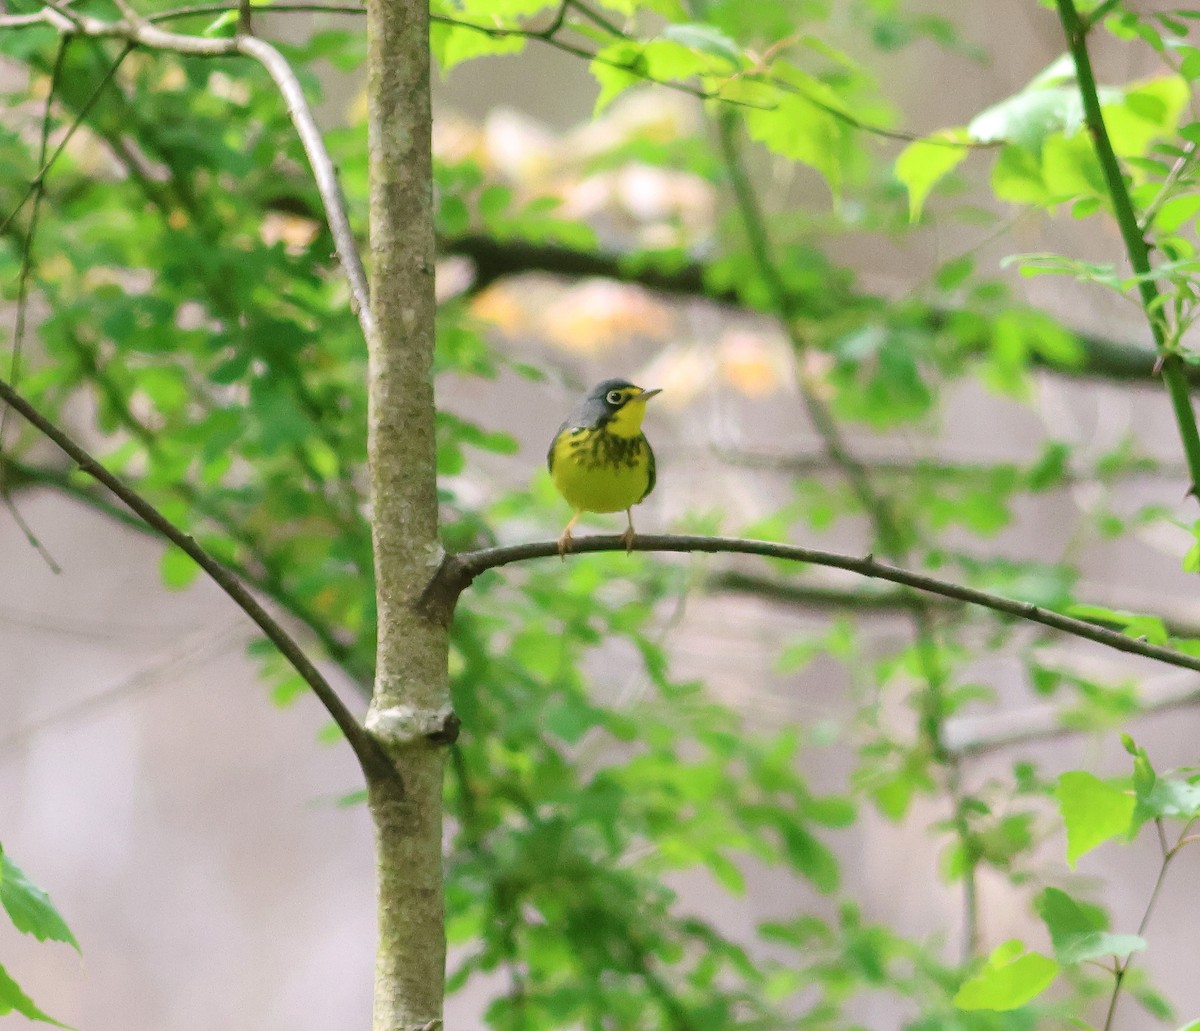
[639, 388, 662, 400]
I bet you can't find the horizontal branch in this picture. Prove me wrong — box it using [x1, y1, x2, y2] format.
[711, 445, 1185, 484]
[946, 673, 1200, 757]
[422, 534, 1200, 676]
[710, 569, 950, 614]
[441, 234, 1188, 387]
[0, 374, 394, 784]
[70, 0, 983, 139]
[713, 569, 1200, 642]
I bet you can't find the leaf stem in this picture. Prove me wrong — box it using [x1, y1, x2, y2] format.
[1102, 817, 1195, 1031]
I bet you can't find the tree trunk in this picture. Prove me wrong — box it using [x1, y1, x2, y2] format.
[363, 0, 449, 1027]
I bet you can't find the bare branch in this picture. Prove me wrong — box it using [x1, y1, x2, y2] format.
[422, 533, 1200, 677]
[0, 373, 395, 784]
[237, 34, 372, 339]
[946, 676, 1200, 758]
[14, 0, 1003, 146]
[439, 234, 1180, 387]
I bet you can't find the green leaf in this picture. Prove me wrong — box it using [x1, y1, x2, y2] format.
[430, 21, 525, 73]
[779, 823, 840, 893]
[705, 851, 746, 894]
[659, 23, 742, 67]
[741, 69, 851, 196]
[969, 87, 1083, 153]
[1066, 605, 1168, 645]
[0, 854, 78, 951]
[0, 961, 68, 1026]
[1136, 775, 1200, 821]
[953, 939, 1058, 1011]
[590, 44, 645, 115]
[1036, 887, 1145, 964]
[1055, 771, 1135, 866]
[160, 545, 202, 590]
[1103, 75, 1189, 158]
[202, 9, 239, 35]
[895, 129, 971, 221]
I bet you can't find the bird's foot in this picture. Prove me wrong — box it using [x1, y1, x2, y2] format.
[621, 525, 636, 554]
[557, 527, 574, 560]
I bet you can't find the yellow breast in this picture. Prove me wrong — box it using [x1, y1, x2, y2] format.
[550, 428, 653, 514]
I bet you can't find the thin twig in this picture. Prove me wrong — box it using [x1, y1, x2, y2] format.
[1102, 817, 1197, 1031]
[1137, 140, 1199, 234]
[1, 38, 73, 573]
[0, 373, 395, 785]
[0, 0, 1002, 146]
[946, 679, 1200, 757]
[715, 105, 980, 950]
[715, 110, 906, 553]
[236, 34, 372, 339]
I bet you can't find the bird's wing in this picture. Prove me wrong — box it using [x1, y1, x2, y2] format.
[547, 421, 568, 474]
[640, 437, 656, 501]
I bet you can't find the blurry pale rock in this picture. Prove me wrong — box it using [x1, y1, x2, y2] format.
[719, 329, 794, 396]
[561, 163, 714, 241]
[565, 91, 700, 157]
[635, 332, 795, 408]
[435, 256, 475, 303]
[470, 283, 531, 335]
[432, 95, 713, 243]
[540, 280, 674, 352]
[260, 211, 320, 254]
[797, 347, 836, 399]
[208, 71, 250, 105]
[432, 112, 486, 166]
[637, 344, 720, 407]
[483, 107, 556, 184]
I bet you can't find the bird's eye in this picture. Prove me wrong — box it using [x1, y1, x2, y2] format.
[606, 389, 624, 405]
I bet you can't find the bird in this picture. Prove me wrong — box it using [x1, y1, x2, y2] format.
[547, 378, 661, 556]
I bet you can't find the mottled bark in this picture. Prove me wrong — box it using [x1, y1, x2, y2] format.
[363, 0, 451, 1027]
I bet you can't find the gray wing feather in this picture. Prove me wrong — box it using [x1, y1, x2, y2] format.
[640, 436, 656, 501]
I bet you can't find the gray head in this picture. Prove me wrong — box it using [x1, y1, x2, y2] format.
[569, 378, 662, 431]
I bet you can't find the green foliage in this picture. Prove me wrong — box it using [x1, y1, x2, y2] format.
[1055, 770, 1135, 866]
[953, 940, 1058, 1012]
[0, 848, 77, 1026]
[0, 853, 78, 951]
[1036, 887, 1144, 965]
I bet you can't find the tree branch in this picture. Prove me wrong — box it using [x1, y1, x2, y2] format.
[4, 4, 372, 341]
[440, 234, 1188, 388]
[0, 374, 394, 783]
[1055, 0, 1200, 495]
[946, 675, 1200, 758]
[236, 33, 372, 339]
[421, 533, 1200, 676]
[6, 453, 377, 690]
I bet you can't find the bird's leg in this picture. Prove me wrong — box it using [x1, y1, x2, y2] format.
[558, 512, 580, 559]
[621, 508, 636, 554]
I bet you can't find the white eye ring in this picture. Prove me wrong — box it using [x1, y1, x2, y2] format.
[606, 390, 624, 405]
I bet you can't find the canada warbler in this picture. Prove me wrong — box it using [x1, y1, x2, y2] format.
[547, 378, 661, 555]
